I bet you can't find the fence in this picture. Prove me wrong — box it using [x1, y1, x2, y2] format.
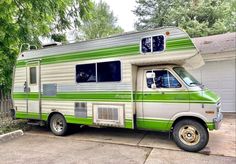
[0, 91, 13, 118]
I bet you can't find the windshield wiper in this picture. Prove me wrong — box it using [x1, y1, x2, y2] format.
[190, 82, 205, 89]
[189, 82, 200, 86]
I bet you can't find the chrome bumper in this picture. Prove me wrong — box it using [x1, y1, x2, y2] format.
[213, 113, 223, 130]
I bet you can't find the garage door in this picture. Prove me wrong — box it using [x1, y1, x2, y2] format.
[189, 60, 236, 113]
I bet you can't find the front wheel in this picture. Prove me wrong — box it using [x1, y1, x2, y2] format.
[172, 119, 209, 152]
[50, 114, 68, 136]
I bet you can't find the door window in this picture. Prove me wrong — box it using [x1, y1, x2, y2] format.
[146, 70, 181, 88]
[29, 67, 37, 84]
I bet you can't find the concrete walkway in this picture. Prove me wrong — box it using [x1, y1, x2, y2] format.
[26, 114, 236, 157]
[0, 134, 235, 164]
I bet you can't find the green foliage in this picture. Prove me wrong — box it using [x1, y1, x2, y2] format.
[0, 0, 93, 93]
[80, 0, 124, 40]
[51, 33, 67, 43]
[134, 0, 235, 37]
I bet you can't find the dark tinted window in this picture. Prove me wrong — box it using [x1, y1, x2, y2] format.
[29, 67, 37, 84]
[76, 63, 96, 83]
[97, 61, 121, 82]
[153, 35, 164, 52]
[141, 37, 152, 53]
[146, 70, 181, 88]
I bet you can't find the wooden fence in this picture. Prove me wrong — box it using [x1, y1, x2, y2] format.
[0, 91, 13, 118]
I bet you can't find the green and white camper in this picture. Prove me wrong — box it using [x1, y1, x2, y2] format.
[12, 27, 223, 152]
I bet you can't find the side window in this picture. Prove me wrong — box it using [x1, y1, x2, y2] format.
[146, 70, 181, 88]
[141, 35, 165, 53]
[141, 37, 152, 53]
[153, 35, 165, 52]
[97, 61, 121, 82]
[76, 63, 96, 83]
[76, 61, 121, 83]
[29, 67, 37, 84]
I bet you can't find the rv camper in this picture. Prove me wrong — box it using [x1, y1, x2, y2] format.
[12, 27, 223, 152]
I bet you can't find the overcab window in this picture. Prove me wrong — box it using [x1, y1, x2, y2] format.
[141, 35, 165, 53]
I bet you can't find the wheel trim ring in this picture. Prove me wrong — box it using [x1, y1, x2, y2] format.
[178, 125, 201, 146]
[52, 118, 64, 133]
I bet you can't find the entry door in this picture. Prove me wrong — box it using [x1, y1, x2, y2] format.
[139, 68, 189, 131]
[25, 61, 41, 119]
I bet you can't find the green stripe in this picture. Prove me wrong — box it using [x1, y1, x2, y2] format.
[16, 37, 194, 67]
[13, 89, 219, 104]
[13, 93, 39, 100]
[137, 118, 173, 131]
[15, 111, 133, 128]
[16, 111, 48, 120]
[207, 122, 215, 130]
[16, 111, 215, 131]
[125, 119, 133, 129]
[65, 115, 93, 125]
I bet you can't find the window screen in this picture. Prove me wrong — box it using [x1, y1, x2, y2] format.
[76, 63, 96, 83]
[97, 61, 121, 82]
[153, 35, 165, 52]
[29, 67, 37, 84]
[146, 70, 181, 88]
[141, 37, 152, 53]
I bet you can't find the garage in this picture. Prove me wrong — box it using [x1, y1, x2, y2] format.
[190, 33, 236, 113]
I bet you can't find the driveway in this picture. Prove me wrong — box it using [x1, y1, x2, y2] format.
[0, 114, 235, 163]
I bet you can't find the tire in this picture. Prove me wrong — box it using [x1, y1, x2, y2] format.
[50, 114, 68, 136]
[172, 119, 209, 152]
[10, 109, 16, 119]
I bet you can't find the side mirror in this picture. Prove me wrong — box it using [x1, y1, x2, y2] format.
[146, 72, 155, 78]
[151, 83, 157, 89]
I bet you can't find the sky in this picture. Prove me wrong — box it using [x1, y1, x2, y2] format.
[42, 0, 137, 44]
[94, 0, 137, 32]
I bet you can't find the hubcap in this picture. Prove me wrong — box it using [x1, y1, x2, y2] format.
[52, 118, 64, 132]
[179, 125, 200, 146]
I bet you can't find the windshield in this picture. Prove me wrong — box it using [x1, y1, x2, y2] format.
[173, 67, 201, 87]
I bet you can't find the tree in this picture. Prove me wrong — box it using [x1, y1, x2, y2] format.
[134, 0, 235, 37]
[80, 0, 124, 40]
[0, 0, 93, 94]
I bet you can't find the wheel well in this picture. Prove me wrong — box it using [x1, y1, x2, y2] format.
[172, 116, 208, 129]
[47, 112, 65, 124]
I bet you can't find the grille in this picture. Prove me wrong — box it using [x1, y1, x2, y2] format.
[75, 102, 87, 118]
[97, 107, 118, 121]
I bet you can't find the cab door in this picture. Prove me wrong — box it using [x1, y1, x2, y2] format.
[25, 61, 41, 119]
[137, 67, 189, 131]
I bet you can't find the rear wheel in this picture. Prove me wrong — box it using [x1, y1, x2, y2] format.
[173, 119, 209, 152]
[50, 114, 68, 136]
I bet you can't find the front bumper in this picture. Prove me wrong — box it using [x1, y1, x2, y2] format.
[213, 112, 223, 130]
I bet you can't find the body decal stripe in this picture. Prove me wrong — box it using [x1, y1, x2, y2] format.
[16, 37, 194, 67]
[15, 111, 214, 130]
[13, 90, 219, 104]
